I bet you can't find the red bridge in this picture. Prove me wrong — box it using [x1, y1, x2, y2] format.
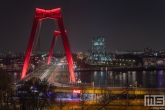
[21, 8, 76, 82]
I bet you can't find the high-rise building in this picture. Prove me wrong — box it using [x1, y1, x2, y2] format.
[87, 37, 112, 64]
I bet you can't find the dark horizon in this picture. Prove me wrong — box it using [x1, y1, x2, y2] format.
[1, 0, 165, 53]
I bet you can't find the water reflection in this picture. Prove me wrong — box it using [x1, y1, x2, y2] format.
[12, 70, 165, 88]
[75, 70, 165, 88]
[158, 71, 164, 88]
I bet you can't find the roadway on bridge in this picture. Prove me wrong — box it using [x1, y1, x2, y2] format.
[20, 58, 71, 87]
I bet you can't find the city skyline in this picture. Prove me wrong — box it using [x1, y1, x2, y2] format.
[0, 0, 165, 52]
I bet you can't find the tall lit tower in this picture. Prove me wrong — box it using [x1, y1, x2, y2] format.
[88, 37, 112, 63]
[92, 37, 105, 61]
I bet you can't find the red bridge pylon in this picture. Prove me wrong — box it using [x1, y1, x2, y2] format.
[21, 8, 76, 82]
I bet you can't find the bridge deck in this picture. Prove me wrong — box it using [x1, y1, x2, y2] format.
[19, 59, 71, 87]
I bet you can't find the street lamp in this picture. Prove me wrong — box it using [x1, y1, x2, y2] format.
[139, 85, 141, 95]
[135, 81, 137, 100]
[104, 67, 107, 87]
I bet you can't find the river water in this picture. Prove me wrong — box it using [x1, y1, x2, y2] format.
[12, 70, 165, 88]
[75, 70, 165, 88]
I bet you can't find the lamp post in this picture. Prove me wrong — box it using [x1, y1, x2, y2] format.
[105, 67, 107, 87]
[139, 85, 141, 95]
[72, 87, 73, 110]
[135, 81, 137, 101]
[139, 85, 142, 107]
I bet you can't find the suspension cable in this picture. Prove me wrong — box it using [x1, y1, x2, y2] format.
[32, 19, 42, 54]
[30, 20, 42, 70]
[54, 20, 65, 56]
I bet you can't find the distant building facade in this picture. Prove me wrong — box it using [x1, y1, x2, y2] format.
[143, 57, 165, 67]
[0, 52, 44, 72]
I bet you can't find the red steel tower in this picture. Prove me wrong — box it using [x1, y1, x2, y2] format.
[21, 8, 76, 82]
[47, 31, 61, 65]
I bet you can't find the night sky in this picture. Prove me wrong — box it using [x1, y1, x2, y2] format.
[1, 0, 165, 53]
